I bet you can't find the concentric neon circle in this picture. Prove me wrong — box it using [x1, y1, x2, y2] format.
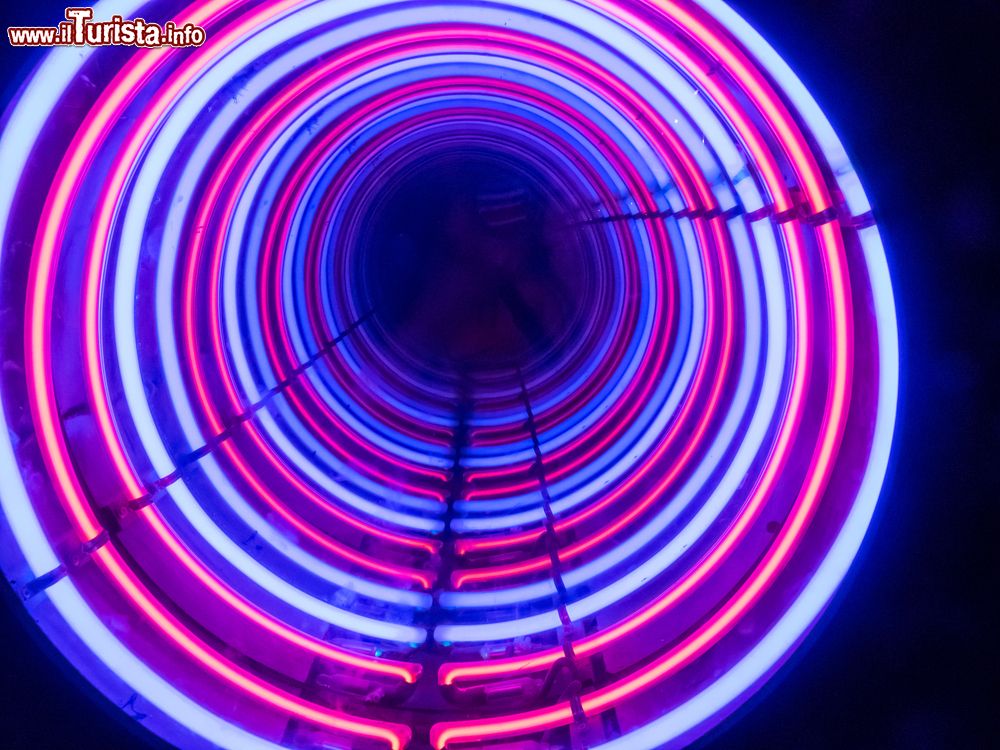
[0, 1, 897, 749]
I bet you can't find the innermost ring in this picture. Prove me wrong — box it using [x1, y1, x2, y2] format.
[353, 148, 598, 378]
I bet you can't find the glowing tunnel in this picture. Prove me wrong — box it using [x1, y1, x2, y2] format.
[0, 1, 897, 749]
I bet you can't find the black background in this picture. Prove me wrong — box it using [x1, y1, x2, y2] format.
[1, 1, 996, 748]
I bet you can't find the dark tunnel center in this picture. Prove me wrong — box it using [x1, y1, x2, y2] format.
[355, 150, 597, 376]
